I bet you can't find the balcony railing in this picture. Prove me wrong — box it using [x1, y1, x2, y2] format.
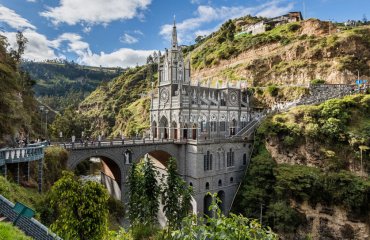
[0, 145, 45, 165]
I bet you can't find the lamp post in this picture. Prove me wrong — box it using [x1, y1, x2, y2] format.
[39, 106, 45, 137]
[45, 109, 49, 139]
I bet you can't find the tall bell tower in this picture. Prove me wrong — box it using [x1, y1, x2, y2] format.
[158, 19, 190, 95]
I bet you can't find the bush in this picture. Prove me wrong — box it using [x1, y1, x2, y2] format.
[288, 23, 301, 32]
[267, 85, 279, 97]
[283, 135, 296, 147]
[108, 196, 125, 221]
[266, 201, 304, 233]
[310, 79, 326, 85]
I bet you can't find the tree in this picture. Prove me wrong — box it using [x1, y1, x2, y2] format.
[49, 172, 109, 240]
[142, 157, 160, 225]
[194, 35, 204, 44]
[9, 31, 28, 63]
[162, 157, 192, 230]
[170, 193, 278, 240]
[50, 107, 90, 139]
[128, 162, 142, 225]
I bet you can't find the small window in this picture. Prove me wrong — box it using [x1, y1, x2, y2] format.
[218, 179, 222, 186]
[189, 182, 193, 187]
[206, 182, 210, 190]
[201, 121, 207, 132]
[220, 121, 226, 132]
[243, 154, 247, 165]
[230, 177, 234, 183]
[204, 151, 212, 171]
[210, 121, 217, 132]
[227, 148, 235, 167]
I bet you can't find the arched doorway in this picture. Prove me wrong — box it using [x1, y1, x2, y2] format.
[171, 121, 178, 140]
[152, 121, 157, 138]
[192, 123, 197, 140]
[204, 194, 213, 217]
[159, 116, 169, 139]
[229, 119, 237, 136]
[217, 190, 225, 214]
[183, 123, 188, 139]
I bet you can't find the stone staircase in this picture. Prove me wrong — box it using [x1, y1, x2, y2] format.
[0, 195, 61, 240]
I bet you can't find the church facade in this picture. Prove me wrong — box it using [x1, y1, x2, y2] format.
[150, 21, 252, 215]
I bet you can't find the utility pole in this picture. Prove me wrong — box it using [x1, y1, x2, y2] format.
[260, 203, 263, 225]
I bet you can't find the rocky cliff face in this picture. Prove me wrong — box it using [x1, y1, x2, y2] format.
[192, 19, 370, 86]
[288, 201, 369, 240]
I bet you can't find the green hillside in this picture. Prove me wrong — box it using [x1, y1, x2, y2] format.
[50, 63, 156, 138]
[234, 94, 370, 239]
[189, 18, 370, 86]
[21, 61, 122, 111]
[0, 34, 42, 146]
[66, 18, 370, 139]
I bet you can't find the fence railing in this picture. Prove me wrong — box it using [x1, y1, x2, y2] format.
[0, 146, 44, 165]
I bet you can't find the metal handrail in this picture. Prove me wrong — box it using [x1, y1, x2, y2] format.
[0, 146, 45, 164]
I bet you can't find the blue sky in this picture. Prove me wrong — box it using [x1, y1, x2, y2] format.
[0, 0, 369, 67]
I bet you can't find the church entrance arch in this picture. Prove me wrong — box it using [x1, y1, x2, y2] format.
[159, 116, 169, 139]
[182, 124, 188, 139]
[171, 121, 178, 140]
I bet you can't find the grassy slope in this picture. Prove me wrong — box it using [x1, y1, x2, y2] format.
[190, 19, 370, 86]
[0, 176, 41, 212]
[0, 222, 32, 240]
[77, 64, 156, 137]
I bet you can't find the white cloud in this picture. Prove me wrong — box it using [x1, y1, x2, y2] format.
[5, 29, 153, 67]
[26, 0, 37, 2]
[40, 0, 152, 26]
[256, 2, 295, 18]
[133, 30, 144, 35]
[120, 33, 139, 44]
[160, 1, 294, 44]
[78, 48, 155, 68]
[83, 26, 92, 33]
[0, 5, 36, 30]
[3, 30, 58, 61]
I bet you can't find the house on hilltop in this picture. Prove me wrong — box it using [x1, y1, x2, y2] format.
[240, 11, 303, 35]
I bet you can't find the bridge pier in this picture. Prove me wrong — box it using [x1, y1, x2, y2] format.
[38, 158, 43, 193]
[16, 163, 20, 184]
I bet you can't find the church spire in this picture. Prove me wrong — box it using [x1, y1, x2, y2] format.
[171, 15, 178, 49]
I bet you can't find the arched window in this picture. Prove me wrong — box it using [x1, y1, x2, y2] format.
[189, 182, 193, 187]
[200, 120, 207, 132]
[218, 179, 222, 186]
[230, 177, 234, 183]
[210, 121, 217, 132]
[243, 153, 247, 165]
[220, 121, 226, 132]
[205, 182, 210, 190]
[204, 151, 212, 171]
[226, 148, 234, 167]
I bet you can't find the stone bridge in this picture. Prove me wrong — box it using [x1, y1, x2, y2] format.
[64, 137, 253, 215]
[65, 139, 188, 201]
